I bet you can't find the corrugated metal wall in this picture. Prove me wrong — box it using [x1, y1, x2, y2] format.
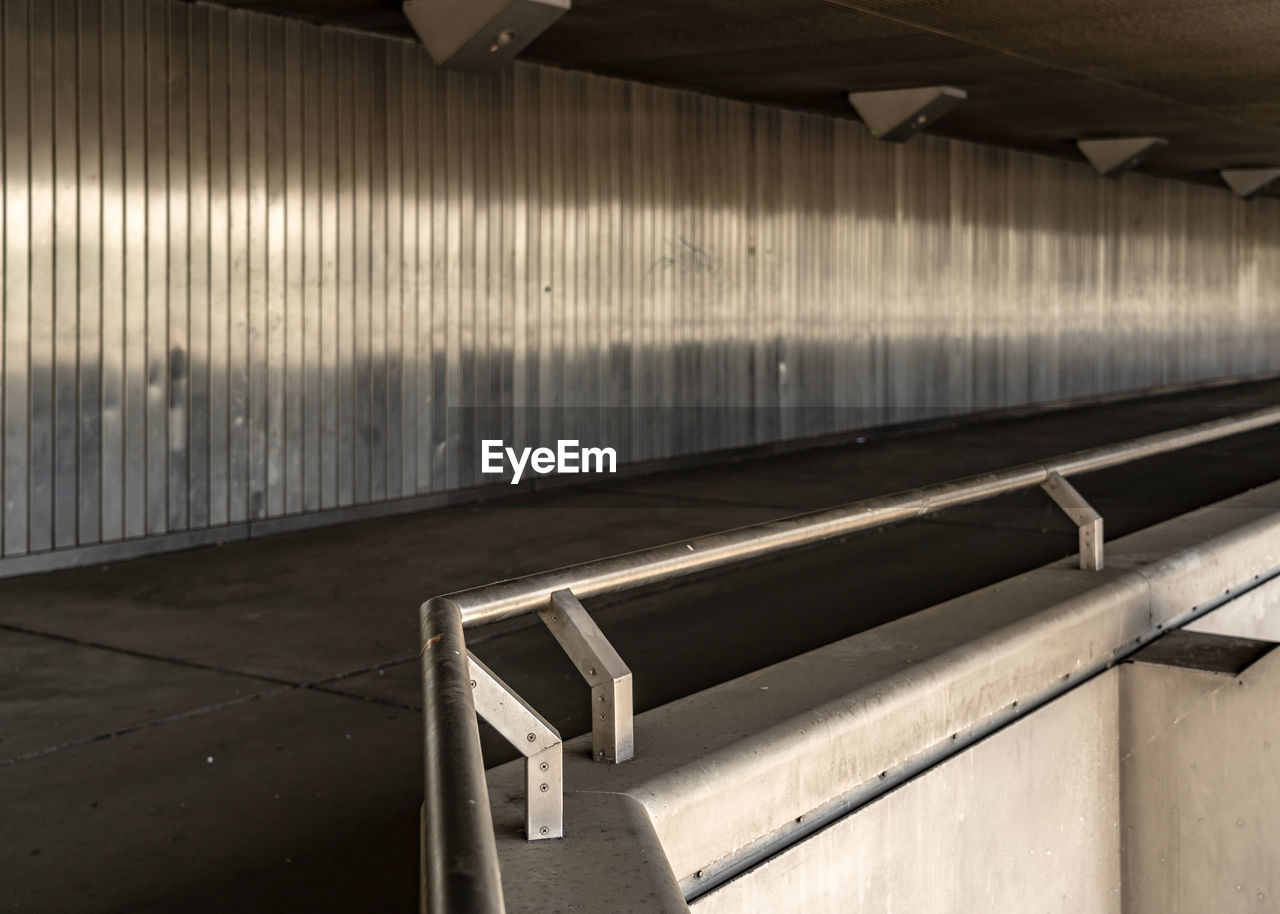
[2, 0, 1280, 565]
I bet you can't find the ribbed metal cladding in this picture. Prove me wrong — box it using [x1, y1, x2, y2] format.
[2, 0, 1280, 562]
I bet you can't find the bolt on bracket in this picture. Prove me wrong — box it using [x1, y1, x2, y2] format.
[467, 652, 563, 840]
[1041, 471, 1104, 571]
[539, 589, 635, 764]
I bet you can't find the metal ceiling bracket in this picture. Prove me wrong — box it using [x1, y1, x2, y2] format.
[467, 652, 564, 840]
[540, 589, 635, 764]
[1041, 471, 1104, 571]
[1220, 168, 1280, 200]
[403, 0, 570, 73]
[1077, 137, 1167, 177]
[846, 86, 966, 142]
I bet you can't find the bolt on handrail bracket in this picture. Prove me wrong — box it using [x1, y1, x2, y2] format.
[539, 589, 635, 763]
[467, 653, 564, 840]
[1041, 470, 1104, 570]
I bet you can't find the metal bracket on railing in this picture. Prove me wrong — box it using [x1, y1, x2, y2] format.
[539, 589, 635, 764]
[1041, 471, 1104, 571]
[467, 653, 563, 841]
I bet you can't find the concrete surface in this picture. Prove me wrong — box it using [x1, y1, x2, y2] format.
[687, 624, 1280, 914]
[1122, 635, 1280, 914]
[490, 792, 687, 914]
[3, 378, 1280, 912]
[691, 674, 1122, 914]
[1187, 573, 1280, 641]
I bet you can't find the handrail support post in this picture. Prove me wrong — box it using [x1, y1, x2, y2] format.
[540, 589, 635, 764]
[467, 653, 564, 840]
[1041, 471, 1104, 571]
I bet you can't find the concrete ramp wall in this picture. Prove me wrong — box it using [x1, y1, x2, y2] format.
[693, 670, 1122, 913]
[487, 479, 1280, 913]
[694, 632, 1280, 914]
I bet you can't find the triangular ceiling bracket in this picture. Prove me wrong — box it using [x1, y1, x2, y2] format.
[1220, 168, 1280, 200]
[403, 0, 569, 73]
[1077, 137, 1168, 177]
[847, 86, 967, 143]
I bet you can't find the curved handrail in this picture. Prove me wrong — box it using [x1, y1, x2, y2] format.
[420, 598, 506, 914]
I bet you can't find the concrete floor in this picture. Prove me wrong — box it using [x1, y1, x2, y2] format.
[4, 378, 1280, 913]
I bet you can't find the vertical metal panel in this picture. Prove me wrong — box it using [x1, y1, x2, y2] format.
[352, 35, 372, 504]
[263, 16, 285, 518]
[245, 12, 267, 520]
[384, 41, 404, 501]
[3, 0, 31, 556]
[78, 0, 103, 543]
[426, 50, 446, 495]
[99, 0, 125, 542]
[282, 19, 304, 516]
[53, 0, 80, 549]
[456, 72, 475, 489]
[335, 28, 355, 508]
[338, 31, 355, 504]
[444, 70, 463, 491]
[187, 3, 210, 529]
[301, 20, 322, 513]
[5, 0, 1280, 565]
[225, 8, 250, 525]
[398, 44, 419, 498]
[205, 6, 228, 528]
[166, 1, 189, 532]
[29, 0, 55, 553]
[144, 0, 168, 535]
[476, 71, 496, 486]
[369, 35, 389, 502]
[533, 64, 553, 459]
[318, 26, 339, 510]
[416, 60, 433, 492]
[497, 68, 516, 462]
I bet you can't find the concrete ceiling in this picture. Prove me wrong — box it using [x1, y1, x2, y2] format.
[194, 0, 1280, 194]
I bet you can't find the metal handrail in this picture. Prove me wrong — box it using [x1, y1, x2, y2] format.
[439, 404, 1280, 627]
[419, 402, 1280, 912]
[420, 599, 506, 914]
